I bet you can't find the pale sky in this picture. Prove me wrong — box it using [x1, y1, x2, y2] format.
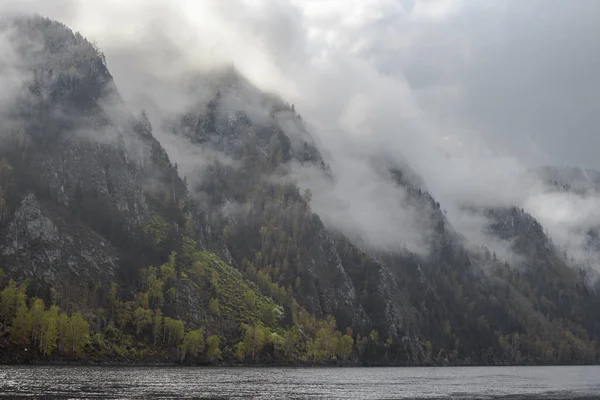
[4, 0, 599, 169]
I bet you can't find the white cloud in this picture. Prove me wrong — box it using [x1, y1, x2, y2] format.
[3, 0, 600, 262]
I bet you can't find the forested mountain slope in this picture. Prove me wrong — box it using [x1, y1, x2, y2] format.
[0, 17, 598, 366]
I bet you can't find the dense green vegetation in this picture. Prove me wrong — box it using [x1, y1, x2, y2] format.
[0, 250, 375, 365]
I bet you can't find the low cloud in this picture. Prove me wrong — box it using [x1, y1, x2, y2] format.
[0, 23, 34, 117]
[524, 184, 600, 271]
[2, 1, 600, 264]
[289, 157, 433, 255]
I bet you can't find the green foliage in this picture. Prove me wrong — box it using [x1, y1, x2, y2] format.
[235, 341, 245, 361]
[108, 283, 118, 307]
[240, 324, 266, 361]
[207, 335, 222, 362]
[337, 334, 354, 361]
[143, 212, 170, 245]
[259, 303, 277, 326]
[180, 329, 205, 362]
[29, 298, 45, 346]
[163, 317, 184, 347]
[182, 251, 280, 328]
[148, 276, 165, 308]
[0, 251, 354, 364]
[57, 312, 69, 353]
[243, 290, 256, 308]
[69, 312, 90, 355]
[133, 307, 152, 336]
[166, 287, 176, 304]
[182, 237, 197, 261]
[11, 304, 31, 346]
[152, 309, 163, 346]
[161, 252, 177, 286]
[0, 280, 26, 324]
[3, 236, 594, 366]
[210, 270, 221, 295]
[208, 298, 220, 316]
[40, 306, 59, 356]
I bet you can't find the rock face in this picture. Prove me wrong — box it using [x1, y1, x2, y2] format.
[1, 193, 118, 285]
[0, 16, 187, 291]
[0, 16, 599, 366]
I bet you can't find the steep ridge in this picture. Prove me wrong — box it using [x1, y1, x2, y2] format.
[0, 17, 598, 366]
[163, 65, 599, 365]
[0, 17, 192, 291]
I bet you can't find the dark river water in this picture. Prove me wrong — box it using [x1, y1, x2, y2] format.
[0, 365, 599, 399]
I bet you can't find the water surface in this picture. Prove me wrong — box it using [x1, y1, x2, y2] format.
[1, 365, 599, 399]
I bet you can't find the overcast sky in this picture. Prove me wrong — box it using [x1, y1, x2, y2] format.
[4, 0, 600, 170]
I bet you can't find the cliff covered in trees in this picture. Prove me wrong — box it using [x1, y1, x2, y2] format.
[0, 16, 599, 366]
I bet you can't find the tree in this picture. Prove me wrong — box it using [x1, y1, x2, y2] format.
[166, 287, 176, 304]
[116, 301, 133, 330]
[282, 328, 300, 361]
[164, 317, 184, 347]
[0, 280, 25, 324]
[210, 271, 220, 294]
[369, 330, 380, 343]
[11, 304, 32, 346]
[135, 292, 149, 309]
[207, 335, 222, 362]
[269, 332, 285, 357]
[68, 312, 90, 355]
[243, 290, 256, 308]
[29, 298, 45, 346]
[306, 338, 322, 363]
[235, 341, 246, 361]
[337, 334, 354, 361]
[259, 303, 276, 326]
[558, 341, 572, 363]
[209, 298, 220, 316]
[180, 329, 205, 362]
[134, 307, 152, 336]
[242, 324, 265, 361]
[152, 309, 163, 346]
[40, 306, 59, 356]
[148, 277, 165, 308]
[161, 252, 177, 286]
[316, 327, 337, 360]
[108, 283, 118, 308]
[57, 312, 70, 353]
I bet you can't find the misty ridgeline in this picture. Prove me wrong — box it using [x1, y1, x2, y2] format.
[0, 16, 598, 366]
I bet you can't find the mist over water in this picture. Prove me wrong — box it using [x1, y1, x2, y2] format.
[1, 366, 599, 399]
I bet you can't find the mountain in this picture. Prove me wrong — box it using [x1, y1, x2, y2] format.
[537, 166, 600, 194]
[0, 16, 598, 366]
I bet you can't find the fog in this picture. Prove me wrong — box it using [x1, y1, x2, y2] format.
[3, 0, 600, 264]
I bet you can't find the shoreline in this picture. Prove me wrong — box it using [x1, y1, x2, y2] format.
[1, 360, 598, 368]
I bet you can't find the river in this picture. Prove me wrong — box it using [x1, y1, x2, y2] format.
[0, 365, 599, 399]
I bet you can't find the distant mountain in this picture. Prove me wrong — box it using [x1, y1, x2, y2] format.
[0, 16, 598, 366]
[536, 166, 600, 193]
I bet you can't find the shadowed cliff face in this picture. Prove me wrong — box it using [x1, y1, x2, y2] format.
[0, 17, 192, 291]
[0, 16, 598, 366]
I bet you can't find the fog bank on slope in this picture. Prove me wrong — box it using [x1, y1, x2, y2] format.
[3, 1, 600, 265]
